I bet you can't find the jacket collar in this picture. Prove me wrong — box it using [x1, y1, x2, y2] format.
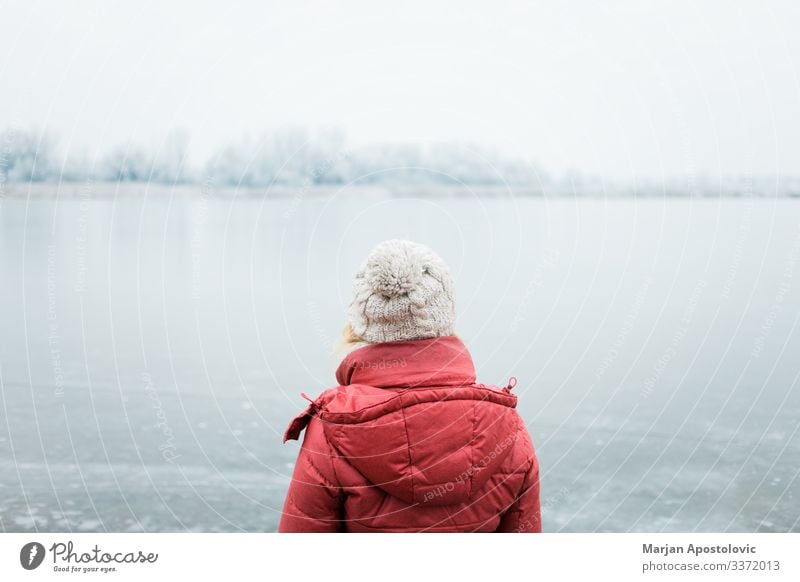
[335, 336, 476, 388]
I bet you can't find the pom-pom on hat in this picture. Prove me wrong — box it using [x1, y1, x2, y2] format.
[348, 240, 456, 343]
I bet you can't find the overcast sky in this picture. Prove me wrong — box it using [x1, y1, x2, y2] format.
[2, 0, 799, 181]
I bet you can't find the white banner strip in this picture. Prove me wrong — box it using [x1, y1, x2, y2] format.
[1, 533, 797, 581]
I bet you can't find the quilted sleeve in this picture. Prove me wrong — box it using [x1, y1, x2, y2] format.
[278, 417, 344, 532]
[497, 433, 542, 533]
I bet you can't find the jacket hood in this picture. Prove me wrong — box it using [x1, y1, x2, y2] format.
[308, 337, 520, 506]
[334, 335, 477, 388]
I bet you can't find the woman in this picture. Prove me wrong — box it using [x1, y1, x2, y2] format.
[279, 240, 541, 532]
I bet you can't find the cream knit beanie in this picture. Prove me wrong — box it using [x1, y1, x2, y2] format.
[348, 240, 456, 343]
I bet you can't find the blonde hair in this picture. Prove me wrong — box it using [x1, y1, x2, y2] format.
[337, 321, 366, 353]
[337, 321, 459, 352]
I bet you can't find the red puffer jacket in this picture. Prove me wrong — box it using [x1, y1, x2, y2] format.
[279, 336, 541, 533]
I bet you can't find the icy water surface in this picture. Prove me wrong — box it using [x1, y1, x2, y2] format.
[1, 193, 799, 532]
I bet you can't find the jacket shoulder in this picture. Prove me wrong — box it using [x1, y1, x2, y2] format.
[503, 410, 537, 470]
[282, 386, 347, 442]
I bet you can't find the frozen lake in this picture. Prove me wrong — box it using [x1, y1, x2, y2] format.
[1, 192, 799, 532]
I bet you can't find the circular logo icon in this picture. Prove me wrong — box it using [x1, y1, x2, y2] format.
[20, 542, 46, 570]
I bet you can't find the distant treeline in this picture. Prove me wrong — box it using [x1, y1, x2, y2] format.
[0, 127, 547, 187]
[3, 127, 798, 197]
